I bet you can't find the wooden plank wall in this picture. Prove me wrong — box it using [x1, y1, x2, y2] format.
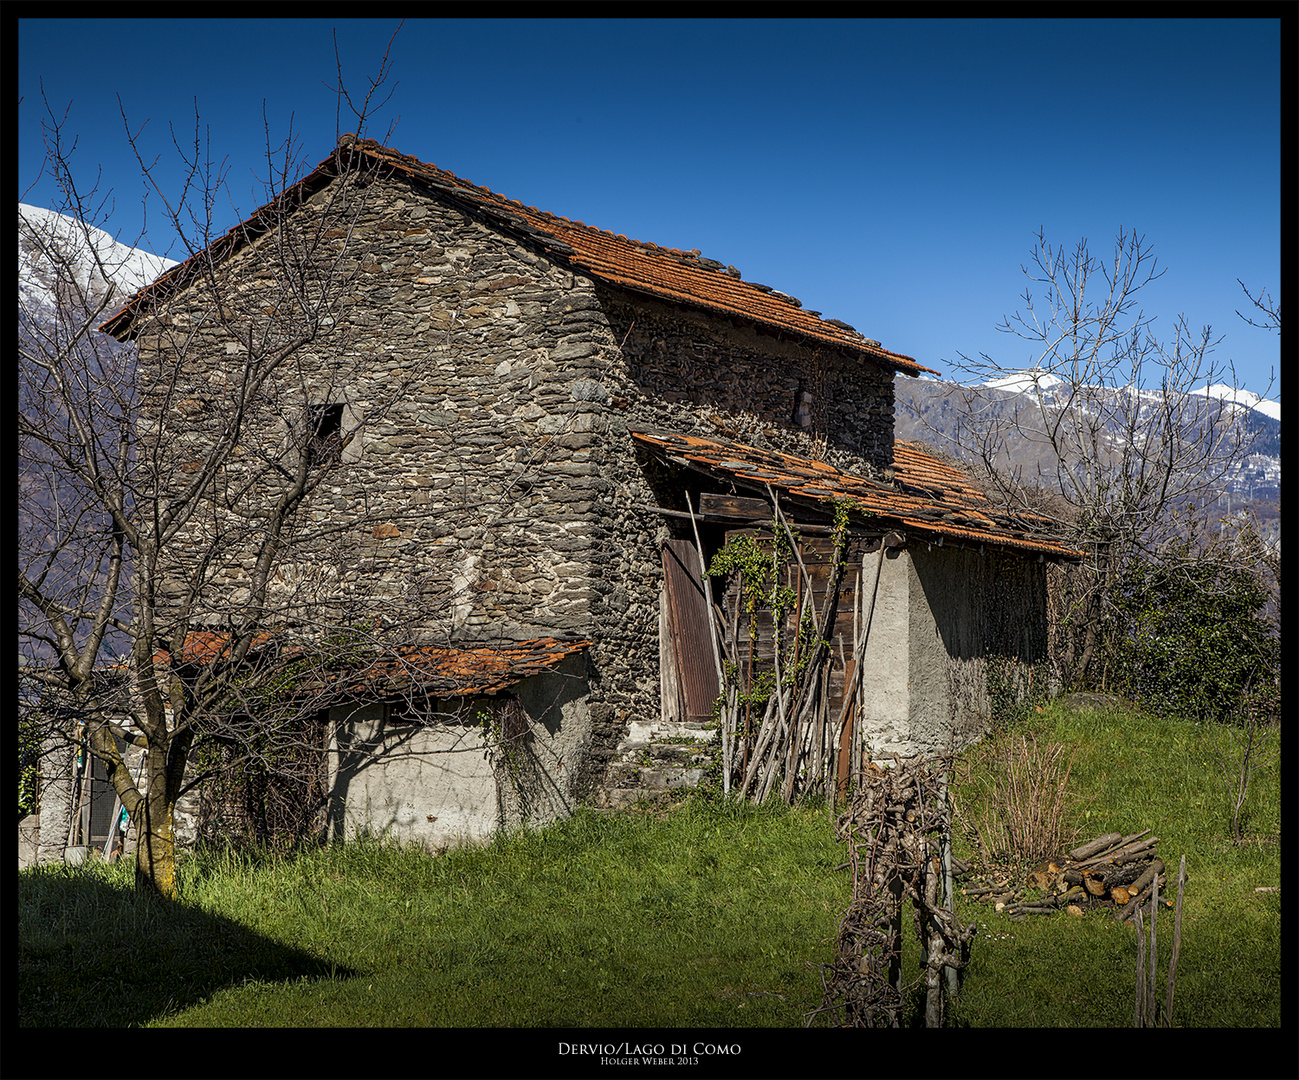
[719, 530, 864, 732]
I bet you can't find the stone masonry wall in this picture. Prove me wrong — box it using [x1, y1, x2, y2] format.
[136, 166, 901, 806]
[599, 288, 897, 476]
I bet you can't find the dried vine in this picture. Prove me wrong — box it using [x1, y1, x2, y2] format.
[707, 495, 854, 803]
[809, 753, 977, 1028]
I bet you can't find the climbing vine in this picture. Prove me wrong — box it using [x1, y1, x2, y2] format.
[481, 695, 533, 785]
[706, 496, 856, 802]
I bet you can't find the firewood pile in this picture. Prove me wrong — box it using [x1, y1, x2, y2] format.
[960, 830, 1178, 921]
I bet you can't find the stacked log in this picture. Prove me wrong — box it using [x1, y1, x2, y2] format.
[960, 830, 1177, 920]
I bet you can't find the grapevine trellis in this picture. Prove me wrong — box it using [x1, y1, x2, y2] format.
[809, 752, 977, 1028]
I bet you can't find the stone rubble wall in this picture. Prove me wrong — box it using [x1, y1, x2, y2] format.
[134, 167, 903, 812]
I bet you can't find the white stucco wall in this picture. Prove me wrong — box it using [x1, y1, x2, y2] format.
[856, 546, 915, 756]
[326, 653, 590, 849]
[854, 542, 1047, 761]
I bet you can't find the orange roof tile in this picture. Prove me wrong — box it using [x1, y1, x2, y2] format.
[152, 629, 278, 669]
[152, 633, 588, 701]
[99, 138, 936, 377]
[329, 638, 589, 700]
[630, 427, 1081, 560]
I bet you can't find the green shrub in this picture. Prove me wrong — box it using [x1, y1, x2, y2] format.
[1107, 547, 1277, 723]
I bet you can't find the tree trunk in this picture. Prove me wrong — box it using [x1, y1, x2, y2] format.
[134, 789, 179, 898]
[132, 736, 186, 899]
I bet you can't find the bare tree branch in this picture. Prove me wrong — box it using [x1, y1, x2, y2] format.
[929, 229, 1269, 689]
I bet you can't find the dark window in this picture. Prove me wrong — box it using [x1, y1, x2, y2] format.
[305, 404, 345, 467]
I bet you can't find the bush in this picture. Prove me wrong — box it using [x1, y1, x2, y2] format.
[956, 731, 1079, 866]
[1107, 542, 1278, 724]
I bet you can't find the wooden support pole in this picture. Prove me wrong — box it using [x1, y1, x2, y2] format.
[685, 491, 730, 797]
[1164, 855, 1187, 1027]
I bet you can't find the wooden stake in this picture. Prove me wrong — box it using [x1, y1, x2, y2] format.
[1147, 872, 1159, 1024]
[941, 770, 958, 999]
[1134, 906, 1146, 1027]
[1164, 855, 1186, 1027]
[685, 492, 729, 796]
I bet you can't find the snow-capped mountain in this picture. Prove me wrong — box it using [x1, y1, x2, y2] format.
[1190, 383, 1281, 423]
[972, 367, 1279, 425]
[18, 202, 176, 319]
[895, 367, 1281, 543]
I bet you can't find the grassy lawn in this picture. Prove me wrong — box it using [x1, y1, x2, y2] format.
[18, 703, 1280, 1031]
[948, 706, 1282, 1028]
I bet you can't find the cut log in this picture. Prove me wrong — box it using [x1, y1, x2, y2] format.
[1127, 858, 1166, 898]
[1116, 869, 1168, 923]
[1076, 834, 1157, 869]
[1029, 869, 1055, 892]
[1092, 859, 1155, 892]
[1068, 833, 1123, 861]
[1106, 837, 1160, 864]
[1083, 872, 1108, 896]
[1057, 885, 1086, 906]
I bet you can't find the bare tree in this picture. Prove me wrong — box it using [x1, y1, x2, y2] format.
[1236, 279, 1280, 334]
[935, 229, 1267, 689]
[17, 38, 431, 896]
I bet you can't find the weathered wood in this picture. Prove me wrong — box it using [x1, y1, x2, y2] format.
[685, 495, 730, 796]
[1087, 836, 1159, 867]
[1147, 874, 1159, 1023]
[661, 540, 720, 721]
[699, 492, 771, 520]
[1074, 832, 1156, 868]
[1164, 855, 1187, 1027]
[1115, 863, 1168, 923]
[1127, 858, 1166, 899]
[1090, 859, 1155, 893]
[1068, 832, 1123, 861]
[1134, 906, 1147, 1027]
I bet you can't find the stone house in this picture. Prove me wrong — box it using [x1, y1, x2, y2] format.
[89, 136, 1078, 854]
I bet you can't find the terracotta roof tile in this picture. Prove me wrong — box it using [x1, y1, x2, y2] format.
[334, 638, 589, 699]
[630, 427, 1081, 560]
[154, 633, 589, 701]
[99, 138, 937, 377]
[152, 629, 277, 668]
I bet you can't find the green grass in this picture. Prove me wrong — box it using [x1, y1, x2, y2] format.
[19, 795, 846, 1028]
[948, 704, 1281, 1028]
[18, 704, 1281, 1029]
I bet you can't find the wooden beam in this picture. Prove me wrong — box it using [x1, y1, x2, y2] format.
[699, 492, 770, 520]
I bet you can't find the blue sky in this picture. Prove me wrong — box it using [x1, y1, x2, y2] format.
[19, 17, 1282, 400]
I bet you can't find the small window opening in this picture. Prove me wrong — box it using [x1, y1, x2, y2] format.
[305, 404, 345, 467]
[793, 388, 814, 429]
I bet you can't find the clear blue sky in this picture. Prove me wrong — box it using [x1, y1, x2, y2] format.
[19, 17, 1282, 400]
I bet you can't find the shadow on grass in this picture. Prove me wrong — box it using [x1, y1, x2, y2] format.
[19, 870, 357, 1027]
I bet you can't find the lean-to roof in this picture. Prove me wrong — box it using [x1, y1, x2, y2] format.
[631, 427, 1081, 560]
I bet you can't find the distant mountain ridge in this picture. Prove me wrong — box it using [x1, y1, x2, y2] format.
[18, 204, 178, 666]
[895, 369, 1281, 544]
[18, 202, 177, 321]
